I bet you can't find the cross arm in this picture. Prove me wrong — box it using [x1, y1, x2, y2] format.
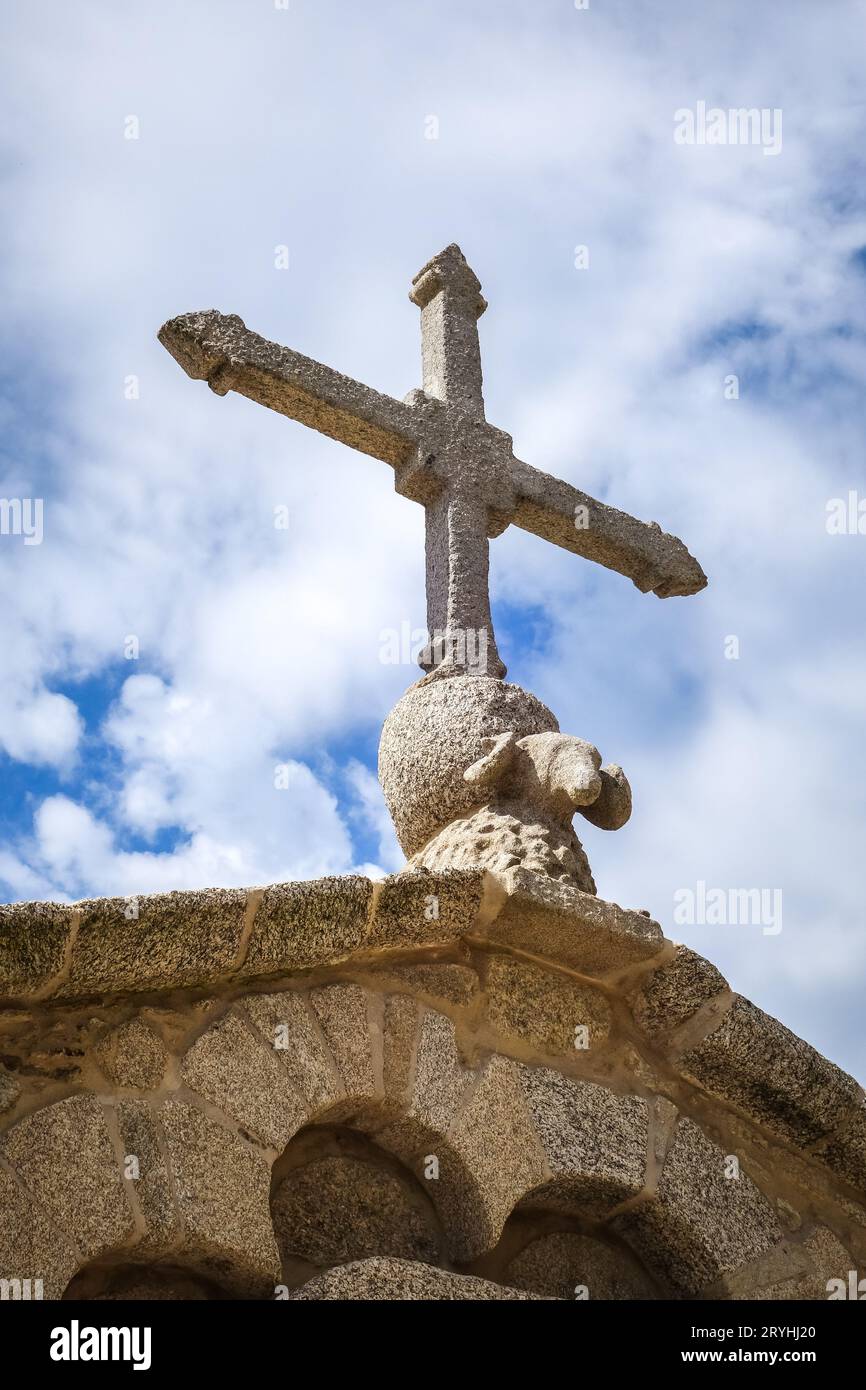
[509, 456, 708, 598]
[158, 310, 420, 468]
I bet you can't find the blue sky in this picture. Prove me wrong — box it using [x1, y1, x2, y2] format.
[1, 0, 866, 1079]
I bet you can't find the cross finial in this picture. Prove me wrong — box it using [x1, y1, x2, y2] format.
[159, 245, 706, 683]
[409, 244, 488, 420]
[410, 243, 487, 315]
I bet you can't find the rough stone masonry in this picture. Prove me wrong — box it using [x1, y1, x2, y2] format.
[0, 248, 861, 1301]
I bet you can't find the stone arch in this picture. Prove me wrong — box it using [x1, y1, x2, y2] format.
[475, 1067, 800, 1301]
[462, 1067, 668, 1298]
[494, 1214, 662, 1300]
[0, 1094, 137, 1299]
[611, 1116, 790, 1298]
[0, 1092, 281, 1300]
[4, 981, 794, 1301]
[325, 1097, 527, 1266]
[495, 1072, 794, 1299]
[169, 977, 859, 1300]
[179, 985, 553, 1264]
[269, 1123, 444, 1287]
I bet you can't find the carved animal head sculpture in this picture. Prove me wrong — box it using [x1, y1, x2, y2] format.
[464, 731, 631, 830]
[408, 728, 632, 894]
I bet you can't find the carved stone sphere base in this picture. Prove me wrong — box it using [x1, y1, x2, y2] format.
[378, 675, 559, 859]
[408, 800, 597, 894]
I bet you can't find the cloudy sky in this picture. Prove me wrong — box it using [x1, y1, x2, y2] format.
[1, 1, 865, 1078]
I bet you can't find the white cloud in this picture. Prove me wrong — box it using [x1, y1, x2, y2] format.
[0, 688, 82, 767]
[344, 758, 403, 874]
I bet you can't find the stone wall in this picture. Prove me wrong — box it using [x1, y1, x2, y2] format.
[0, 868, 863, 1300]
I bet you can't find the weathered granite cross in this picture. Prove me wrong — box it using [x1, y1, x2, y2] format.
[159, 244, 706, 679]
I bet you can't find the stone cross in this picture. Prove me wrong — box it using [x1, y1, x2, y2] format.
[159, 244, 706, 679]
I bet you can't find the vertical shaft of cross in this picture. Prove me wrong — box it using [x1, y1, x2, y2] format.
[420, 486, 505, 678]
[408, 244, 507, 679]
[409, 244, 488, 420]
